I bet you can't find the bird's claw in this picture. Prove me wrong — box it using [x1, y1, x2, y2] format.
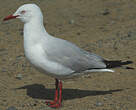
[45, 100, 57, 105]
[48, 103, 61, 108]
[45, 101, 61, 108]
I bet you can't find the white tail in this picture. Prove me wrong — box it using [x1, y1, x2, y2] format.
[85, 69, 114, 73]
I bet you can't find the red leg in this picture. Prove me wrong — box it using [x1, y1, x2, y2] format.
[58, 81, 62, 104]
[45, 79, 59, 105]
[49, 81, 62, 108]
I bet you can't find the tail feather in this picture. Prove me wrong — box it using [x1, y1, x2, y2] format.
[85, 69, 114, 73]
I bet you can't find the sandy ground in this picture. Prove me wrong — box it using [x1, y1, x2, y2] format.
[0, 0, 136, 110]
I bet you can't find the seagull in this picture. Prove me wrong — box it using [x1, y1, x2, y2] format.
[3, 4, 132, 108]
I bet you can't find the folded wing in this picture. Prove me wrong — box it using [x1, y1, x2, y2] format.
[43, 37, 107, 73]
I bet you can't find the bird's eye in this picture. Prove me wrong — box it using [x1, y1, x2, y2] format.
[20, 10, 26, 14]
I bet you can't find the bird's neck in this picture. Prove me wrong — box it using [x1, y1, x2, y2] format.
[24, 19, 49, 44]
[24, 19, 46, 35]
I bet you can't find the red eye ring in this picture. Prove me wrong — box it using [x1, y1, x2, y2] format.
[20, 10, 26, 14]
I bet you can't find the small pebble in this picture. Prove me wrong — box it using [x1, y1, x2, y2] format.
[6, 106, 17, 110]
[101, 9, 110, 15]
[15, 74, 23, 80]
[95, 101, 103, 107]
[16, 55, 24, 60]
[127, 31, 132, 37]
[69, 19, 75, 24]
[77, 32, 80, 35]
[1, 68, 7, 72]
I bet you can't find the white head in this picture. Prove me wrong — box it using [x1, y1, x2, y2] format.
[3, 4, 43, 23]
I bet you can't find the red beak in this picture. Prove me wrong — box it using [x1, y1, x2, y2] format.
[3, 14, 19, 21]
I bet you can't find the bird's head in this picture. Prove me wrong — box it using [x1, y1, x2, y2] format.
[3, 4, 43, 23]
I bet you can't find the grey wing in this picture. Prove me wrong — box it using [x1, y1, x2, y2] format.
[43, 37, 106, 72]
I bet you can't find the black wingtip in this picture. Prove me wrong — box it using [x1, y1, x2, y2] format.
[104, 60, 134, 69]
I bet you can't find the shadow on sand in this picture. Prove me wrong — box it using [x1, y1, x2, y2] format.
[16, 84, 123, 100]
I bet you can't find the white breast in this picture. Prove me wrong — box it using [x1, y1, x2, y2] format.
[24, 43, 74, 77]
